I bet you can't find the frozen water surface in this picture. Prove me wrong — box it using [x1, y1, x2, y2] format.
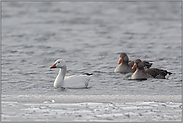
[2, 100, 182, 122]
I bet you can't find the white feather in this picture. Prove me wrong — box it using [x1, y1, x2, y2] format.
[50, 59, 91, 88]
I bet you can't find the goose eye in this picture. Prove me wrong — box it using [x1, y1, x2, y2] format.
[58, 61, 60, 63]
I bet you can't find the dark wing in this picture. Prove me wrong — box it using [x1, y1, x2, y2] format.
[145, 68, 172, 78]
[82, 73, 93, 76]
[143, 61, 153, 69]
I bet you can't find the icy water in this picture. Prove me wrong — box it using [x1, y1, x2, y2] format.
[2, 101, 181, 122]
[2, 2, 181, 95]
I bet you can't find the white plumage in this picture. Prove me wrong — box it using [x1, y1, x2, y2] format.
[50, 59, 91, 89]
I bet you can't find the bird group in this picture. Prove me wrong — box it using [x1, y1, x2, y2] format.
[114, 53, 172, 80]
[50, 53, 172, 89]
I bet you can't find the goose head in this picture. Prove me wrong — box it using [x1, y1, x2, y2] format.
[118, 53, 129, 64]
[132, 59, 144, 70]
[50, 59, 66, 69]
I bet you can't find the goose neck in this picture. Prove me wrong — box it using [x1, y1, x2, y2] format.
[59, 67, 67, 79]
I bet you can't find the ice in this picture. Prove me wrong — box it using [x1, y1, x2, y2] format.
[2, 100, 182, 122]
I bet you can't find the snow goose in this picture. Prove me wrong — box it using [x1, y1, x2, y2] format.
[50, 59, 92, 89]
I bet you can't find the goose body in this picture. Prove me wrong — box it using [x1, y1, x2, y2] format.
[131, 59, 172, 79]
[114, 62, 132, 73]
[114, 53, 152, 73]
[50, 59, 91, 88]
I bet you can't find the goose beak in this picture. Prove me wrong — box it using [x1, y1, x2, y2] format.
[50, 63, 57, 69]
[132, 63, 137, 69]
[118, 58, 123, 64]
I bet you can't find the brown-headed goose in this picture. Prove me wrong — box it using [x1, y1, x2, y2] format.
[114, 53, 152, 73]
[131, 59, 172, 79]
[50, 59, 92, 89]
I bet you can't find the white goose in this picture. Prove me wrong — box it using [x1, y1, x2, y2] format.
[50, 59, 92, 89]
